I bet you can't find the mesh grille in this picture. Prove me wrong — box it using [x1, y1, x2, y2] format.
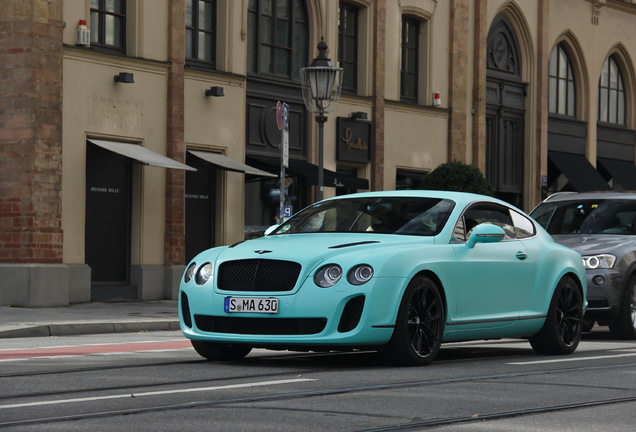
[194, 315, 327, 335]
[181, 292, 192, 328]
[218, 259, 302, 292]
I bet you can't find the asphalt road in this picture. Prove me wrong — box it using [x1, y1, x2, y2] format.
[1, 328, 635, 431]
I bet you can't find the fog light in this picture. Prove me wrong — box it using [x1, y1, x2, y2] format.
[592, 275, 605, 286]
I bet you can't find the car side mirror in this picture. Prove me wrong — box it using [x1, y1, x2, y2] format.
[264, 225, 279, 236]
[466, 224, 506, 249]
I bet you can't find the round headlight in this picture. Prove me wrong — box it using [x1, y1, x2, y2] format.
[184, 262, 197, 283]
[347, 264, 374, 285]
[314, 264, 343, 288]
[195, 262, 214, 285]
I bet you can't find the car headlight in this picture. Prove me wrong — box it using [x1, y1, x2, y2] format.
[184, 262, 197, 283]
[347, 264, 374, 285]
[195, 262, 214, 285]
[582, 254, 616, 270]
[314, 264, 343, 288]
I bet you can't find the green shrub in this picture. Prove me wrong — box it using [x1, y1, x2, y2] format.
[420, 160, 494, 196]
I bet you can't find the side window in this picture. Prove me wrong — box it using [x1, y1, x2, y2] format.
[454, 203, 516, 241]
[511, 210, 536, 238]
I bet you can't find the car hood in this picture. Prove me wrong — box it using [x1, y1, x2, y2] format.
[208, 233, 433, 268]
[552, 234, 636, 255]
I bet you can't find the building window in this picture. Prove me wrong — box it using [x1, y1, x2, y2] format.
[401, 16, 419, 103]
[90, 0, 126, 53]
[186, 0, 216, 68]
[247, 0, 308, 82]
[548, 44, 576, 117]
[599, 56, 626, 125]
[338, 2, 358, 93]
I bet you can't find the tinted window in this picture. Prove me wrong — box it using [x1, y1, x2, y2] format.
[273, 198, 455, 236]
[532, 199, 636, 235]
[454, 203, 518, 241]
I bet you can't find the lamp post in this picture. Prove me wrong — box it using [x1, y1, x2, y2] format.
[300, 38, 343, 201]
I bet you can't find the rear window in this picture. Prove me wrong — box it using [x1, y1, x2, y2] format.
[531, 199, 636, 235]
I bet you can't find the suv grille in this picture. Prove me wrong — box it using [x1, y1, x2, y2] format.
[218, 259, 301, 292]
[194, 315, 327, 335]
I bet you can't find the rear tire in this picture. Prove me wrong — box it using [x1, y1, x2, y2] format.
[609, 276, 636, 340]
[191, 340, 252, 361]
[379, 275, 445, 366]
[530, 276, 582, 355]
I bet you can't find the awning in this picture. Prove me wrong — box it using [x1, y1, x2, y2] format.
[88, 139, 196, 171]
[188, 150, 276, 177]
[598, 157, 636, 190]
[248, 156, 369, 190]
[548, 151, 610, 192]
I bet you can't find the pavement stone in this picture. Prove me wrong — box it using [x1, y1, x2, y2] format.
[0, 301, 180, 339]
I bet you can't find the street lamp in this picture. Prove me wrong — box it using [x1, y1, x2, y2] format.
[300, 37, 343, 201]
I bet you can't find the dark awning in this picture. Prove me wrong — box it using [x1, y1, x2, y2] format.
[247, 156, 369, 190]
[88, 139, 196, 171]
[548, 151, 610, 192]
[598, 157, 636, 190]
[188, 150, 276, 177]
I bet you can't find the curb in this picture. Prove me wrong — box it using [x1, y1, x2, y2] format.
[0, 320, 181, 339]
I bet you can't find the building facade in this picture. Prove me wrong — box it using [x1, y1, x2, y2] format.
[1, 0, 635, 306]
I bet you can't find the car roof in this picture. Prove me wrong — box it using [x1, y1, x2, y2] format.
[541, 191, 636, 203]
[326, 190, 513, 208]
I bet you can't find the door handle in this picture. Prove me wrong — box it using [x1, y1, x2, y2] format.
[516, 251, 528, 260]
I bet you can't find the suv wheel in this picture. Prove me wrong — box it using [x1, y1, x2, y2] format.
[609, 276, 636, 340]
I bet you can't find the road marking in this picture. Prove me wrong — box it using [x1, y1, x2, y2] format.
[0, 378, 316, 410]
[0, 340, 192, 361]
[510, 351, 636, 365]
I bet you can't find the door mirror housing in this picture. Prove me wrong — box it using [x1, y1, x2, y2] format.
[466, 223, 506, 249]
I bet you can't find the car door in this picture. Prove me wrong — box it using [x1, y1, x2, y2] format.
[450, 203, 532, 327]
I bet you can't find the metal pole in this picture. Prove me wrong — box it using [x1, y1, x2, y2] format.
[316, 112, 327, 201]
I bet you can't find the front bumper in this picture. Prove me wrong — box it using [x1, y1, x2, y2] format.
[179, 276, 407, 348]
[584, 268, 623, 320]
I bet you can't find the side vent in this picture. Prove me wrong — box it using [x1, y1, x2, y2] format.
[181, 292, 192, 328]
[338, 295, 365, 333]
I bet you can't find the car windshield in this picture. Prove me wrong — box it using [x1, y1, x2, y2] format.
[272, 197, 455, 236]
[531, 199, 636, 235]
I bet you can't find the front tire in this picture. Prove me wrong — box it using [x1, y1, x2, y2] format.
[191, 340, 252, 361]
[380, 275, 445, 366]
[530, 276, 582, 355]
[609, 276, 636, 340]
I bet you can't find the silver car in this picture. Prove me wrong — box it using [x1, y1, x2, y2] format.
[531, 192, 636, 339]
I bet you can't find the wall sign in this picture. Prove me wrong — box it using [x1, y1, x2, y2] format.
[336, 117, 372, 164]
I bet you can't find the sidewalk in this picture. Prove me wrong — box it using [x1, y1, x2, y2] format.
[0, 301, 180, 339]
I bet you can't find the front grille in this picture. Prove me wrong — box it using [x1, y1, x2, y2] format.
[218, 259, 301, 292]
[181, 292, 192, 328]
[194, 315, 327, 335]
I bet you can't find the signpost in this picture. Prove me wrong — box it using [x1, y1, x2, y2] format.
[276, 101, 290, 223]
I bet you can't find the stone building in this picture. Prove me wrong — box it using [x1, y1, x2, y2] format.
[1, 0, 635, 306]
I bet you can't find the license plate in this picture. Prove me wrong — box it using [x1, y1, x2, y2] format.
[224, 297, 279, 314]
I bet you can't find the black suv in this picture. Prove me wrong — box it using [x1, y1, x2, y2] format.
[531, 192, 636, 339]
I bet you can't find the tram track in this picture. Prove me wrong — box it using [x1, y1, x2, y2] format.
[2, 361, 635, 429]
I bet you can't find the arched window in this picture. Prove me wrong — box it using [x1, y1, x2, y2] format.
[247, 0, 308, 82]
[599, 56, 626, 125]
[548, 43, 576, 117]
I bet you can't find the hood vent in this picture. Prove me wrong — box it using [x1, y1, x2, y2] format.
[329, 241, 380, 249]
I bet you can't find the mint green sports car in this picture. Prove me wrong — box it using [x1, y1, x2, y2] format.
[179, 191, 587, 366]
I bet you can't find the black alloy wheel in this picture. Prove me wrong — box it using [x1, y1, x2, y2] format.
[380, 275, 445, 366]
[530, 276, 583, 355]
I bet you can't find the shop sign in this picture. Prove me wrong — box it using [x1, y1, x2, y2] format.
[336, 118, 371, 164]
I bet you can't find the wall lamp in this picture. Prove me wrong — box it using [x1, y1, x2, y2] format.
[350, 111, 368, 120]
[114, 72, 134, 84]
[205, 86, 224, 97]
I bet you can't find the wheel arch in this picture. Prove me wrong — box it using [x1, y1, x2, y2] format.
[412, 270, 449, 321]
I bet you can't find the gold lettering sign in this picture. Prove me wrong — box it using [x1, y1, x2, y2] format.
[341, 128, 369, 151]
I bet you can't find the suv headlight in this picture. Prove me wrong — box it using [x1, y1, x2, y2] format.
[582, 254, 616, 270]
